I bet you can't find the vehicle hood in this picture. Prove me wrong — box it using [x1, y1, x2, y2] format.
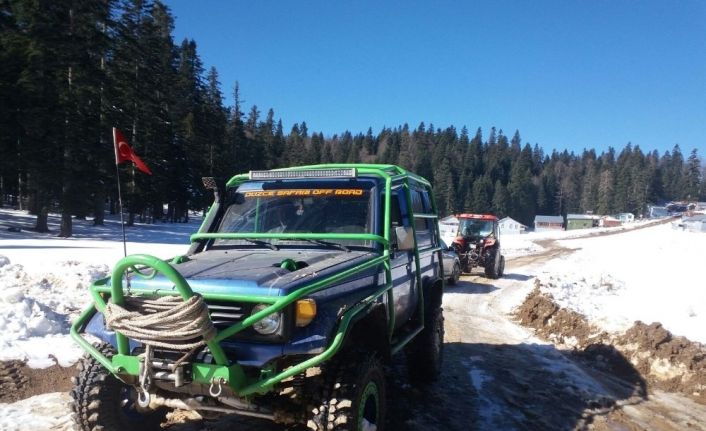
[124, 249, 377, 297]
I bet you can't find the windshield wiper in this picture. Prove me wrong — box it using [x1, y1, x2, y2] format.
[280, 238, 350, 252]
[244, 239, 279, 250]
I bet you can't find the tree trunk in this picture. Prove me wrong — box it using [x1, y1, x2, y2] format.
[153, 203, 163, 223]
[17, 140, 24, 210]
[93, 190, 105, 225]
[59, 210, 72, 237]
[34, 191, 49, 232]
[20, 172, 28, 212]
[59, 14, 74, 239]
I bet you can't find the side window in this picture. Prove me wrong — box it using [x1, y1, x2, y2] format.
[411, 190, 427, 232]
[421, 188, 438, 247]
[380, 191, 404, 233]
[389, 193, 403, 228]
[383, 192, 406, 251]
[413, 189, 433, 248]
[421, 190, 433, 214]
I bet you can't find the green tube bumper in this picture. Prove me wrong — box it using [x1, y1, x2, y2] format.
[70, 253, 392, 396]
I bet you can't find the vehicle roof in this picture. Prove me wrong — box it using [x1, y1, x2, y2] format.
[456, 213, 498, 221]
[226, 163, 431, 189]
[534, 215, 564, 223]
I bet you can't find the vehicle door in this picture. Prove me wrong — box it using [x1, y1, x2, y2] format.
[415, 187, 441, 282]
[388, 189, 417, 329]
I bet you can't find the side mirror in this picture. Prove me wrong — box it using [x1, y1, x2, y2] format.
[395, 226, 415, 251]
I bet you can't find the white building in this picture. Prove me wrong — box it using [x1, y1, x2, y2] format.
[438, 215, 459, 244]
[617, 213, 635, 223]
[499, 217, 527, 235]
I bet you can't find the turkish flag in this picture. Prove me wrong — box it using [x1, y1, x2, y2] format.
[113, 128, 152, 175]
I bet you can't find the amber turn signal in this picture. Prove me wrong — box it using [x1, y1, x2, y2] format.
[295, 299, 317, 327]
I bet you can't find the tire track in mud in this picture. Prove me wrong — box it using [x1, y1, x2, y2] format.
[438, 270, 626, 430]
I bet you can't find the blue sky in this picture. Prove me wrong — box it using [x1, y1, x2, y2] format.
[165, 0, 706, 155]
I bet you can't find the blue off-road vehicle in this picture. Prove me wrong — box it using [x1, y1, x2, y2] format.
[70, 164, 445, 431]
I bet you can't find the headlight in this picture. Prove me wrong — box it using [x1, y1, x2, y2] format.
[251, 304, 282, 335]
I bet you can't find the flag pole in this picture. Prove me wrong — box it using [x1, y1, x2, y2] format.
[113, 127, 128, 258]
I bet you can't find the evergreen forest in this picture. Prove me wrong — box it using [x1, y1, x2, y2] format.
[1, 0, 704, 237]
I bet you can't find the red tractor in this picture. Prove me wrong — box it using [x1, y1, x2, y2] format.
[451, 214, 505, 279]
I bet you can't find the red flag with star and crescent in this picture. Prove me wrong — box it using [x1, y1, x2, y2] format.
[113, 127, 152, 175]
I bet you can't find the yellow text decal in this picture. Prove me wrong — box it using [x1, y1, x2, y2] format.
[243, 189, 365, 198]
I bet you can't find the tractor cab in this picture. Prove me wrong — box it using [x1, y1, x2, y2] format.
[451, 213, 504, 278]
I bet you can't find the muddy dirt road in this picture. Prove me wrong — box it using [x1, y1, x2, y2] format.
[428, 251, 706, 431]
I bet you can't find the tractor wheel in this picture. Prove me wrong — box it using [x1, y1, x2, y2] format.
[498, 255, 505, 278]
[484, 250, 500, 279]
[448, 262, 460, 285]
[71, 343, 168, 431]
[462, 259, 473, 275]
[406, 307, 444, 384]
[307, 353, 387, 431]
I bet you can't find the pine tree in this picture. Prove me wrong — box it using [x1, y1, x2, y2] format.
[580, 152, 598, 213]
[471, 174, 493, 213]
[597, 169, 614, 215]
[11, 0, 69, 231]
[227, 81, 248, 172]
[491, 180, 509, 217]
[204, 67, 228, 177]
[684, 149, 701, 201]
[666, 144, 685, 199]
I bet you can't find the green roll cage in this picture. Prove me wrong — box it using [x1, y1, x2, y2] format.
[70, 164, 441, 398]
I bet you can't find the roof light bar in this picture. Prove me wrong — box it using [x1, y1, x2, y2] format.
[249, 168, 357, 180]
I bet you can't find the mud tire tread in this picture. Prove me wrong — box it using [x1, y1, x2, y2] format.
[70, 343, 166, 431]
[306, 352, 386, 431]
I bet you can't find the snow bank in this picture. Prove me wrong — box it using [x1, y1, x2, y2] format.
[0, 208, 197, 367]
[0, 255, 109, 367]
[535, 223, 706, 343]
[499, 234, 545, 257]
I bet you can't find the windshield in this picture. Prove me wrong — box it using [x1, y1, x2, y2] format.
[215, 181, 374, 247]
[458, 219, 494, 239]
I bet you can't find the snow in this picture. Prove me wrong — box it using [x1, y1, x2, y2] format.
[499, 233, 545, 257]
[0, 208, 198, 367]
[534, 221, 706, 343]
[0, 392, 74, 431]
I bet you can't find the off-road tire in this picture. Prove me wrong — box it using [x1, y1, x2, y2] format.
[70, 343, 167, 431]
[462, 258, 473, 275]
[498, 255, 505, 278]
[448, 262, 460, 285]
[307, 353, 387, 431]
[405, 307, 444, 384]
[484, 250, 500, 279]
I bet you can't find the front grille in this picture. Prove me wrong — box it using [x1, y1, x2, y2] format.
[204, 300, 291, 343]
[205, 300, 251, 329]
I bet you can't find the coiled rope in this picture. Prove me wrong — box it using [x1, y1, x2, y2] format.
[104, 295, 215, 351]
